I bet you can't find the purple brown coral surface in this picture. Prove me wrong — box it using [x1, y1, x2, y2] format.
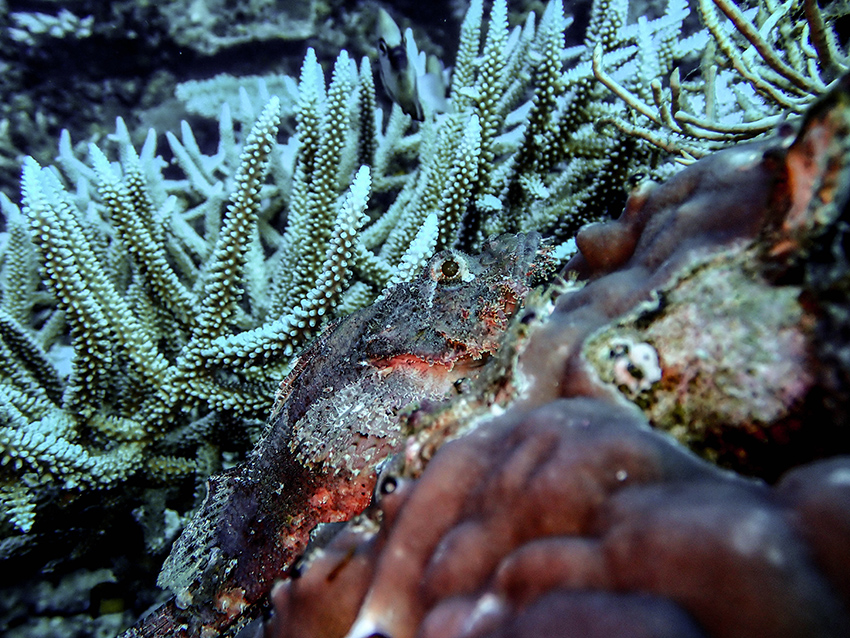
[268, 400, 850, 638]
[264, 82, 850, 638]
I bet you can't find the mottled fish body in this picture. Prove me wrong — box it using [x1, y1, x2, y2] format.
[118, 234, 553, 638]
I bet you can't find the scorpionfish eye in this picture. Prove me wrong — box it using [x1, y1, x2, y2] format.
[441, 258, 459, 279]
[429, 251, 472, 285]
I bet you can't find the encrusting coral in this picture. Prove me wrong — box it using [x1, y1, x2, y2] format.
[0, 0, 848, 634]
[266, 408, 850, 638]
[270, 401, 850, 638]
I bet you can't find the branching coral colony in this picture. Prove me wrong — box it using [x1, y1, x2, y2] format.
[0, 0, 846, 554]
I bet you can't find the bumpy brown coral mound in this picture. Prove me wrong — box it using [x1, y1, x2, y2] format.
[268, 400, 850, 638]
[518, 75, 850, 477]
[264, 80, 850, 637]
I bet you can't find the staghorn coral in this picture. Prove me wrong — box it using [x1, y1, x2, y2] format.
[263, 73, 850, 638]
[1, 98, 286, 539]
[0, 0, 573, 571]
[7, 9, 94, 46]
[0, 0, 569, 546]
[175, 74, 299, 125]
[591, 0, 850, 161]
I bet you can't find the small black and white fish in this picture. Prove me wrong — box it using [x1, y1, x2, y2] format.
[376, 8, 425, 121]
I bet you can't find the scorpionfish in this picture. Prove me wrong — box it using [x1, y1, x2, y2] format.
[119, 232, 554, 638]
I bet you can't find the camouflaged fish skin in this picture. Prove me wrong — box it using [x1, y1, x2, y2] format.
[122, 233, 552, 638]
